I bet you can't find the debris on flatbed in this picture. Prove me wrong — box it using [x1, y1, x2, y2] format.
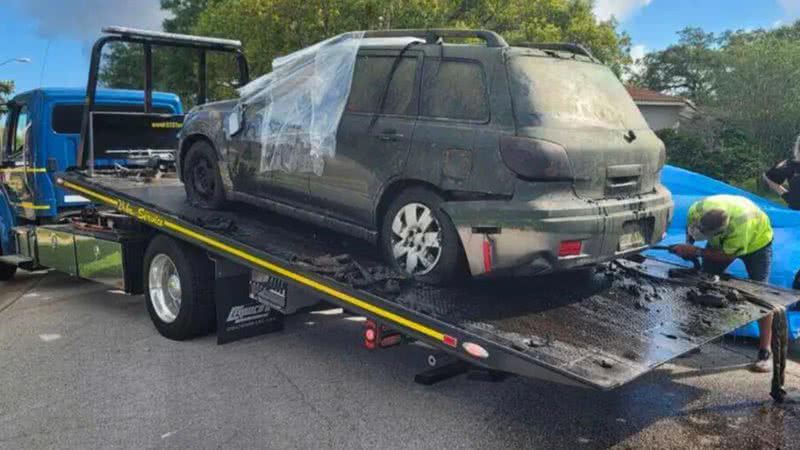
[292, 253, 409, 296]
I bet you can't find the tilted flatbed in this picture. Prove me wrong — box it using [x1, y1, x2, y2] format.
[52, 171, 799, 391]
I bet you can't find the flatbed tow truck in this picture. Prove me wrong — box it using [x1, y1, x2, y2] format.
[2, 27, 798, 396]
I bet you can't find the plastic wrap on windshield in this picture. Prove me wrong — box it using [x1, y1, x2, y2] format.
[238, 31, 365, 175]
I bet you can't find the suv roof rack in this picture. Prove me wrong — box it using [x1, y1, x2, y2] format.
[518, 43, 599, 62]
[102, 26, 243, 51]
[364, 29, 508, 48]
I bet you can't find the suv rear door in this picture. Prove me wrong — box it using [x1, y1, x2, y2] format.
[406, 55, 510, 196]
[308, 49, 422, 226]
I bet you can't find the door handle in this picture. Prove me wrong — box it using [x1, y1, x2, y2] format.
[376, 130, 403, 142]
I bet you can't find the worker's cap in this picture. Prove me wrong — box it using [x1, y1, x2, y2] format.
[689, 208, 729, 241]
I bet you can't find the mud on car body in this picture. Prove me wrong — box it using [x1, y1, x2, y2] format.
[177, 30, 673, 284]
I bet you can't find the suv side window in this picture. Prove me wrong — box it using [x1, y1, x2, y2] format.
[346, 55, 418, 116]
[421, 59, 489, 121]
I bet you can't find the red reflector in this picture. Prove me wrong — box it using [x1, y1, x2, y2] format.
[558, 240, 582, 257]
[443, 335, 458, 347]
[482, 237, 493, 273]
[365, 328, 376, 342]
[462, 342, 489, 359]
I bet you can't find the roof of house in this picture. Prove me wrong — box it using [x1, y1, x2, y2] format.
[626, 86, 687, 105]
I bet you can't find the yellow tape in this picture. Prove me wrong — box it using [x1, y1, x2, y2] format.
[12, 201, 50, 210]
[0, 167, 47, 174]
[59, 179, 446, 342]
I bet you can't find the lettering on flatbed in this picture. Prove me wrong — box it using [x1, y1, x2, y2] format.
[117, 200, 165, 227]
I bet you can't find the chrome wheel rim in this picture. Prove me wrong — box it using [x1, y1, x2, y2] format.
[148, 254, 181, 323]
[390, 202, 442, 275]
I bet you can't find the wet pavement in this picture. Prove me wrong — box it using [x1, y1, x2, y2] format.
[2, 270, 800, 449]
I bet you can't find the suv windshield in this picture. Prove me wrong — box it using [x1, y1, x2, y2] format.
[508, 56, 649, 131]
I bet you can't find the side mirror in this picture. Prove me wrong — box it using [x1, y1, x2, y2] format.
[226, 103, 245, 138]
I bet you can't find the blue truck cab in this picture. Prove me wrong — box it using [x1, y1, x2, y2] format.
[0, 88, 181, 255]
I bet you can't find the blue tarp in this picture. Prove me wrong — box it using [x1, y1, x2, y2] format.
[651, 165, 800, 338]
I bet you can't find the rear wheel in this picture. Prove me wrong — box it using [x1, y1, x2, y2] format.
[144, 235, 215, 340]
[183, 141, 226, 209]
[380, 187, 465, 285]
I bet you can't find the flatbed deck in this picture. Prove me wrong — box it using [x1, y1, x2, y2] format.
[58, 172, 799, 390]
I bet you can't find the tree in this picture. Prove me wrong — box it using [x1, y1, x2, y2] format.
[712, 34, 800, 164]
[630, 27, 721, 104]
[100, 0, 633, 106]
[0, 80, 13, 113]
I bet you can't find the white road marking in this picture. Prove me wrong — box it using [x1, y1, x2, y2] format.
[39, 334, 62, 342]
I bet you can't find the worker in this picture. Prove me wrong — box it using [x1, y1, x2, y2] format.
[763, 135, 800, 210]
[671, 194, 774, 372]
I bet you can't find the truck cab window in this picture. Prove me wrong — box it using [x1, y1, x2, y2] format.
[10, 105, 29, 158]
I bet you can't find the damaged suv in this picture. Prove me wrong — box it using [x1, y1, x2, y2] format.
[178, 29, 673, 284]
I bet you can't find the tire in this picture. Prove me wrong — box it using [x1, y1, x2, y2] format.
[380, 187, 465, 285]
[183, 141, 226, 209]
[0, 262, 16, 281]
[143, 235, 215, 340]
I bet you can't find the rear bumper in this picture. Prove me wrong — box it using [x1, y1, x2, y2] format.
[442, 185, 674, 276]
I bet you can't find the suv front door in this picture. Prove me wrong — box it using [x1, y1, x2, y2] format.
[308, 50, 422, 228]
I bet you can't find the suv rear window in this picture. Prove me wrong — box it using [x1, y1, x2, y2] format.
[346, 55, 418, 115]
[508, 57, 648, 130]
[52, 104, 174, 134]
[421, 60, 488, 121]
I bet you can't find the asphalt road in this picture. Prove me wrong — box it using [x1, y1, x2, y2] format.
[2, 270, 800, 449]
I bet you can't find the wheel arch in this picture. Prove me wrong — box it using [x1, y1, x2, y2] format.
[375, 179, 448, 231]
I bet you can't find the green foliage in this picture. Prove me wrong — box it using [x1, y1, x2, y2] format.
[711, 34, 800, 165]
[630, 27, 721, 104]
[658, 127, 764, 185]
[99, 0, 632, 107]
[0, 80, 13, 113]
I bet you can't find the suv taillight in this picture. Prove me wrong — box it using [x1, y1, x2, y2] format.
[499, 136, 573, 181]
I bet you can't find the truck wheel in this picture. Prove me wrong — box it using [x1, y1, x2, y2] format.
[183, 141, 226, 209]
[143, 235, 215, 340]
[380, 187, 465, 285]
[0, 262, 16, 281]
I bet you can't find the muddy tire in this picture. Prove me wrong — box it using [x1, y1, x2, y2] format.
[0, 262, 16, 281]
[183, 141, 226, 209]
[380, 187, 465, 285]
[144, 235, 215, 340]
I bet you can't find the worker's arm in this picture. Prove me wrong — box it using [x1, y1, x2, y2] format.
[672, 244, 736, 265]
[698, 247, 735, 265]
[763, 173, 789, 196]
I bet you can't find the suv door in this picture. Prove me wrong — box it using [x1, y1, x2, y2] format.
[308, 50, 422, 227]
[404, 58, 496, 195]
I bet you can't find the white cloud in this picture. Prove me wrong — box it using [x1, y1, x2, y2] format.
[630, 44, 647, 62]
[10, 0, 168, 43]
[624, 44, 648, 81]
[778, 0, 800, 17]
[594, 0, 653, 22]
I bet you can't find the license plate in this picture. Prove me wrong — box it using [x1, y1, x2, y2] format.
[619, 230, 646, 251]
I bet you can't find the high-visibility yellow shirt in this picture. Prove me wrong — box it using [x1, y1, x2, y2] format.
[687, 195, 773, 257]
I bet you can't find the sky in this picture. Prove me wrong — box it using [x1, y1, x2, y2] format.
[1, 0, 799, 95]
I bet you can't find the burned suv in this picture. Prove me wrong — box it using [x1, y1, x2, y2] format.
[178, 30, 673, 284]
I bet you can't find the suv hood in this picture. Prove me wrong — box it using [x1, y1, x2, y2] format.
[517, 126, 665, 200]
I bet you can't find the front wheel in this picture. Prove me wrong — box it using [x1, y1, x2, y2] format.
[380, 187, 465, 285]
[144, 235, 215, 340]
[183, 141, 226, 209]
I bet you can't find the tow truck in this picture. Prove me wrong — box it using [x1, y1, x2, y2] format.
[1, 27, 797, 394]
